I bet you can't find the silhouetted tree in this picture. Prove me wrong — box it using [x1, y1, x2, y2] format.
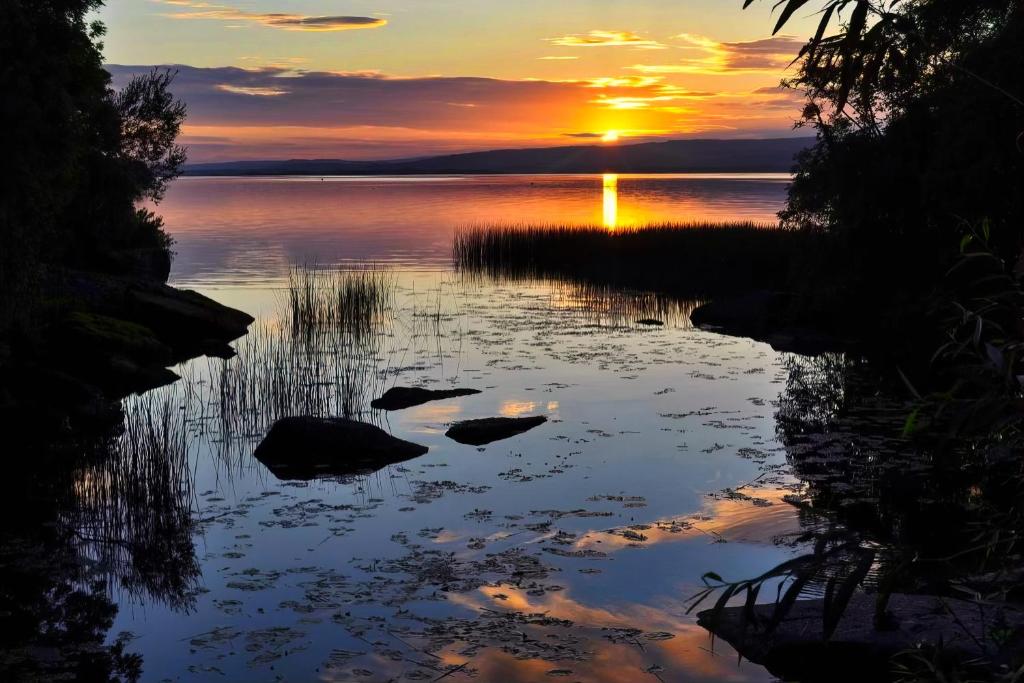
[0, 1, 186, 328]
[745, 0, 1024, 288]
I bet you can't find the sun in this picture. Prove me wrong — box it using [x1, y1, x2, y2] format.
[601, 130, 620, 143]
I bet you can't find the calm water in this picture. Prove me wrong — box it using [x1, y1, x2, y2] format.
[98, 174, 804, 682]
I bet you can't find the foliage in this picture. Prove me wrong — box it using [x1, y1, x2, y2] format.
[745, 0, 1024, 284]
[0, 1, 187, 329]
[113, 69, 187, 203]
[924, 228, 1024, 441]
[688, 530, 877, 640]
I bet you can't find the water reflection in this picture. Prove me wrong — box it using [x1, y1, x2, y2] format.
[157, 174, 788, 286]
[602, 173, 618, 229]
[68, 391, 200, 610]
[0, 176, 835, 681]
[2, 272, 815, 682]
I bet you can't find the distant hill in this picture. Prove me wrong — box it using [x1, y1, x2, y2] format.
[184, 137, 814, 176]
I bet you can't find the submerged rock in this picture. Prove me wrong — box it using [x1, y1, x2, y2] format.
[371, 386, 481, 411]
[698, 593, 1024, 683]
[254, 417, 429, 480]
[445, 416, 547, 446]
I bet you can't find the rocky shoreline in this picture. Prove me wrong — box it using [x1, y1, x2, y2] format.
[0, 263, 253, 432]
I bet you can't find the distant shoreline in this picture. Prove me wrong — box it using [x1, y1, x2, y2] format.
[183, 137, 813, 177]
[179, 171, 796, 179]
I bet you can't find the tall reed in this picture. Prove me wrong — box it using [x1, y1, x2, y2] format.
[217, 266, 399, 451]
[287, 265, 395, 340]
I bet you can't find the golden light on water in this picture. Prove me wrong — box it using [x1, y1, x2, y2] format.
[602, 173, 619, 229]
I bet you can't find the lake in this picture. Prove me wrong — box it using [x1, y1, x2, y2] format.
[92, 174, 806, 681]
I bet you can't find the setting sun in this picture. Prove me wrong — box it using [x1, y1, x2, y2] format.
[601, 130, 620, 143]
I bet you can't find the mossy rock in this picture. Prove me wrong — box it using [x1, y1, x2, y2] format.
[60, 311, 172, 366]
[127, 286, 255, 347]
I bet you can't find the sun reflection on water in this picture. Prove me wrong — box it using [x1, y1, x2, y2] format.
[602, 173, 618, 229]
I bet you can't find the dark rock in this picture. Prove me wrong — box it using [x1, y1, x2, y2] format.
[689, 290, 789, 336]
[445, 416, 547, 446]
[371, 386, 481, 411]
[126, 285, 254, 353]
[4, 366, 124, 432]
[254, 417, 429, 480]
[5, 268, 256, 431]
[690, 291, 849, 355]
[102, 354, 181, 395]
[52, 270, 254, 357]
[58, 312, 172, 366]
[698, 593, 1024, 683]
[635, 319, 664, 326]
[41, 313, 179, 396]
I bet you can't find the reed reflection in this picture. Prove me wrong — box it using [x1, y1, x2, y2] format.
[65, 388, 201, 610]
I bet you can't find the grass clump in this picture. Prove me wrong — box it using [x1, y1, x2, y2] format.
[454, 221, 803, 296]
[287, 265, 395, 340]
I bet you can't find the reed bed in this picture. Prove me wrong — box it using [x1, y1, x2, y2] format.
[454, 221, 801, 296]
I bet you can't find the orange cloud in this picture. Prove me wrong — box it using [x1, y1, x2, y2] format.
[550, 30, 666, 49]
[630, 34, 803, 75]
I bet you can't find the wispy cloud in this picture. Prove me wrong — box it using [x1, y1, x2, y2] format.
[590, 82, 717, 111]
[586, 76, 663, 89]
[537, 55, 579, 61]
[549, 30, 666, 49]
[158, 1, 387, 32]
[216, 84, 289, 96]
[630, 34, 803, 75]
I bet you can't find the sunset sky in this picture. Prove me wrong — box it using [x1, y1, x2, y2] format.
[99, 1, 819, 161]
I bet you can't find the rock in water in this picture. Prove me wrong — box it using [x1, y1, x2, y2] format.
[445, 416, 547, 446]
[689, 290, 788, 336]
[254, 417, 428, 480]
[698, 593, 1024, 683]
[371, 386, 481, 411]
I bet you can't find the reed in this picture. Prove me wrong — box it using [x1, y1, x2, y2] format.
[454, 221, 801, 296]
[215, 266, 399, 452]
[286, 265, 395, 340]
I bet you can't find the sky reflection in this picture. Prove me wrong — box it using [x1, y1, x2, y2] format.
[158, 174, 788, 288]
